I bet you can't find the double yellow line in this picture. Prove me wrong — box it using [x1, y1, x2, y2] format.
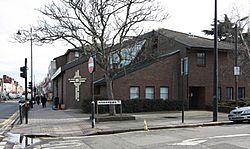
[0, 111, 19, 134]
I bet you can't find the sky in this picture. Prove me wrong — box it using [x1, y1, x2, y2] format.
[0, 0, 249, 87]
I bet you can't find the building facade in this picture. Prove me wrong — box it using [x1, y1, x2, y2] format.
[51, 29, 250, 109]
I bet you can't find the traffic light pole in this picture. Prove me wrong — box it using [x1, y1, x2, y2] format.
[24, 58, 28, 124]
[30, 28, 33, 109]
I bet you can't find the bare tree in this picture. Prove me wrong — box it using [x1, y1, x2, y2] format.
[15, 0, 168, 115]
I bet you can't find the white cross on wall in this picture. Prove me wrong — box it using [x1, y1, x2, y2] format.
[68, 70, 86, 101]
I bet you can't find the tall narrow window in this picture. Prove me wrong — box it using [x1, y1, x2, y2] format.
[130, 87, 139, 99]
[238, 87, 245, 99]
[160, 87, 169, 100]
[226, 87, 233, 100]
[218, 87, 221, 101]
[145, 87, 154, 99]
[181, 57, 188, 75]
[197, 52, 206, 66]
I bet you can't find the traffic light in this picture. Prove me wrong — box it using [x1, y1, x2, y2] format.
[20, 66, 27, 78]
[28, 81, 32, 90]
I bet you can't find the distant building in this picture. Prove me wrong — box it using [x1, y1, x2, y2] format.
[0, 75, 23, 100]
[51, 29, 250, 109]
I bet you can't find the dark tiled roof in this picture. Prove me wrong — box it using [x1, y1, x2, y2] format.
[158, 29, 233, 50]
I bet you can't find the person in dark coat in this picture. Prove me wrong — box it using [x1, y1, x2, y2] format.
[41, 95, 47, 108]
[36, 95, 40, 105]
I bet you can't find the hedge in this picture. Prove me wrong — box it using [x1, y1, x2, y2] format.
[206, 98, 250, 113]
[81, 98, 188, 113]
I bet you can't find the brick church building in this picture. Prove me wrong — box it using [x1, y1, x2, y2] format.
[51, 29, 250, 109]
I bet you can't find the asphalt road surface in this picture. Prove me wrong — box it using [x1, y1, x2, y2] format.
[0, 100, 19, 128]
[24, 123, 250, 149]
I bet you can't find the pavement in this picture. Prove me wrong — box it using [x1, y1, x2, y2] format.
[0, 102, 232, 148]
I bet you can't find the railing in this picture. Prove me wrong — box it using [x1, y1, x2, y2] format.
[19, 102, 29, 124]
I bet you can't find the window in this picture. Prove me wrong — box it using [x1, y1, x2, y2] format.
[160, 87, 169, 100]
[181, 57, 188, 75]
[226, 87, 233, 100]
[238, 87, 245, 99]
[130, 87, 139, 99]
[145, 87, 154, 99]
[75, 52, 80, 58]
[197, 52, 206, 66]
[110, 40, 146, 68]
[218, 87, 221, 101]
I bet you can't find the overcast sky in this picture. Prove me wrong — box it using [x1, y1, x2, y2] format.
[0, 0, 249, 87]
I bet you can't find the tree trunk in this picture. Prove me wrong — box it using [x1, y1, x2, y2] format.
[105, 74, 116, 115]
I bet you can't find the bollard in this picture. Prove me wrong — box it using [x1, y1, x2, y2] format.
[91, 101, 95, 128]
[144, 119, 149, 131]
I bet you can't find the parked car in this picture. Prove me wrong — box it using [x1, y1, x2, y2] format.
[8, 93, 17, 99]
[19, 93, 31, 103]
[228, 106, 250, 123]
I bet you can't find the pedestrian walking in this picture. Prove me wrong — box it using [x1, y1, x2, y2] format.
[36, 95, 40, 105]
[41, 95, 47, 108]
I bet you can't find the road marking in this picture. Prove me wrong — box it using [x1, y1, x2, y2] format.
[0, 111, 18, 132]
[170, 133, 250, 146]
[33, 140, 90, 149]
[0, 141, 7, 149]
[208, 134, 250, 139]
[171, 138, 207, 146]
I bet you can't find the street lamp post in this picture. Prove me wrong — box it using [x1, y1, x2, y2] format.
[234, 24, 239, 107]
[213, 0, 218, 122]
[17, 28, 34, 108]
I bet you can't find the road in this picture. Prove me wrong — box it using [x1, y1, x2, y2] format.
[0, 100, 19, 134]
[27, 123, 250, 149]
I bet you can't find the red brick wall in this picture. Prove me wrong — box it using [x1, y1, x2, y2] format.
[63, 62, 92, 109]
[113, 53, 180, 100]
[187, 49, 250, 106]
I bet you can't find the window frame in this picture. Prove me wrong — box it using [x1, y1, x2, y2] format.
[238, 87, 245, 99]
[218, 87, 221, 101]
[130, 86, 140, 99]
[226, 87, 233, 100]
[160, 86, 169, 100]
[196, 52, 206, 66]
[145, 86, 155, 100]
[181, 57, 189, 75]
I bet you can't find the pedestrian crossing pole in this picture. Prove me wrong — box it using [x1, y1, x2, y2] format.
[24, 58, 28, 124]
[88, 54, 96, 128]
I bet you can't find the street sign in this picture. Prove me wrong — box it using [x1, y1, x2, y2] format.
[97, 100, 121, 105]
[88, 56, 95, 73]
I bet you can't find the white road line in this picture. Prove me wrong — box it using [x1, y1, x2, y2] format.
[169, 133, 250, 146]
[208, 134, 250, 139]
